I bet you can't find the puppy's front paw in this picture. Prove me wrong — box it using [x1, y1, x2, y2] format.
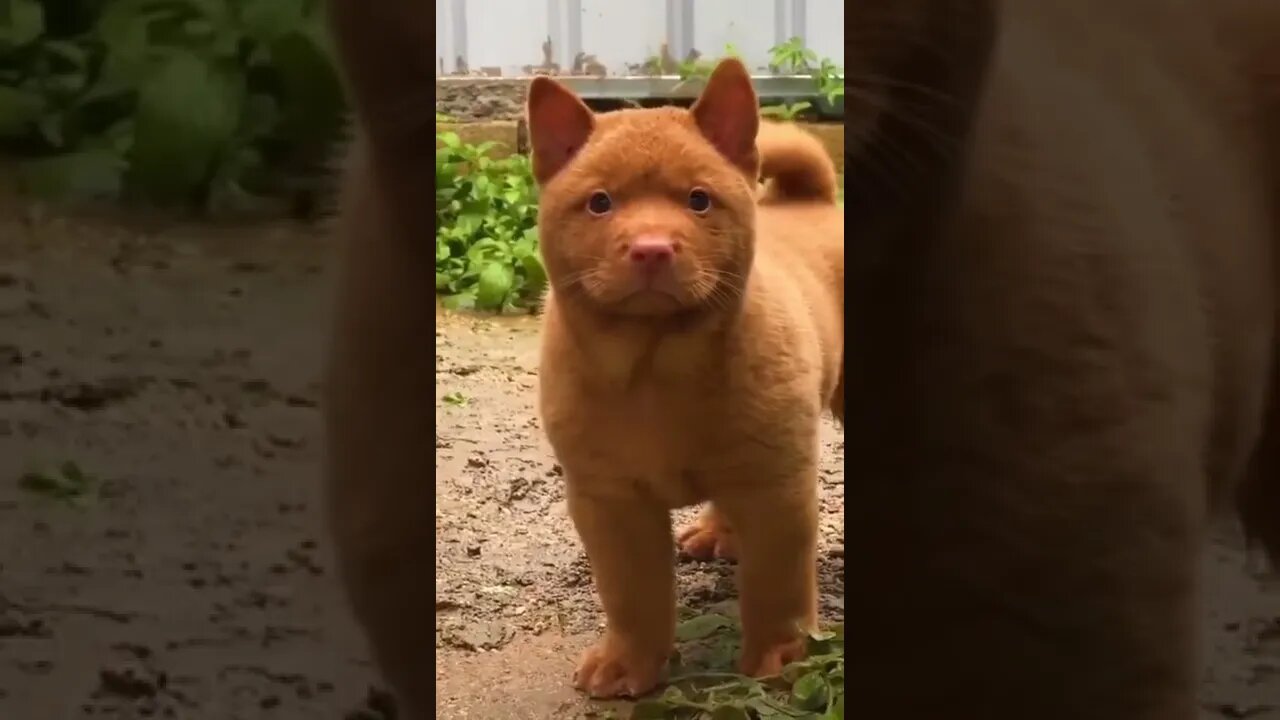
[740, 636, 807, 678]
[573, 637, 668, 698]
[676, 507, 738, 561]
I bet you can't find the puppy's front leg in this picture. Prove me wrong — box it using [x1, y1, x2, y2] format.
[566, 482, 676, 698]
[714, 472, 820, 676]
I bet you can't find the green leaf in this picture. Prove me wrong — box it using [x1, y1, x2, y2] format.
[628, 700, 672, 720]
[466, 236, 505, 263]
[746, 697, 792, 718]
[100, 119, 137, 156]
[19, 460, 98, 506]
[822, 693, 844, 720]
[710, 705, 751, 720]
[96, 0, 166, 79]
[659, 685, 687, 702]
[0, 85, 44, 138]
[441, 290, 477, 311]
[0, 0, 44, 47]
[36, 113, 65, 148]
[675, 613, 735, 642]
[518, 253, 547, 299]
[41, 39, 89, 69]
[127, 50, 243, 204]
[790, 671, 828, 711]
[269, 25, 345, 152]
[237, 0, 305, 43]
[475, 261, 514, 309]
[18, 149, 125, 201]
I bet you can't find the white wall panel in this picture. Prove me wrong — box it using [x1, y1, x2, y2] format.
[578, 0, 666, 75]
[435, 0, 843, 78]
[803, 0, 844, 70]
[690, 0, 778, 73]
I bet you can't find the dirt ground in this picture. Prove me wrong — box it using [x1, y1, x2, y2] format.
[0, 205, 1276, 719]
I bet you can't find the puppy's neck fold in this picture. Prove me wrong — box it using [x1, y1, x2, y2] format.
[552, 294, 739, 392]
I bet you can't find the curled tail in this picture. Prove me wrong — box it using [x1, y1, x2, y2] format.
[755, 121, 840, 205]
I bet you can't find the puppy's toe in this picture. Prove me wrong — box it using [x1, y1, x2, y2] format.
[676, 511, 738, 561]
[740, 637, 807, 678]
[573, 640, 666, 698]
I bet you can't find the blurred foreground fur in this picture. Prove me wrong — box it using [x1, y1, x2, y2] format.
[528, 62, 843, 697]
[321, 2, 435, 718]
[322, 0, 1280, 716]
[844, 1, 1280, 718]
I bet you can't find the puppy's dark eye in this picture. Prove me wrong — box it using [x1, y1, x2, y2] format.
[587, 191, 612, 215]
[688, 188, 712, 214]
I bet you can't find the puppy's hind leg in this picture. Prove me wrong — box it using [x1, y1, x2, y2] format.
[677, 504, 739, 561]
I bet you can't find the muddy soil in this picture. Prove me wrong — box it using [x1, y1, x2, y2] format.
[0, 204, 1275, 719]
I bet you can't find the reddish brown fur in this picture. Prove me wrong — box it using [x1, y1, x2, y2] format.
[321, 2, 436, 718]
[755, 121, 841, 205]
[528, 61, 844, 697]
[845, 1, 1280, 718]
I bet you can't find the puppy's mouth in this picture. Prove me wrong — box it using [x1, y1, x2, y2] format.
[586, 266, 736, 317]
[559, 236, 740, 316]
[592, 275, 692, 314]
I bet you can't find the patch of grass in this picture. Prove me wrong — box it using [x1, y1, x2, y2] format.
[631, 610, 844, 720]
[19, 460, 98, 506]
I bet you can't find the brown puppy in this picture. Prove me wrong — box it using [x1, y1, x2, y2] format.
[528, 61, 844, 698]
[844, 1, 1280, 718]
[322, 2, 435, 718]
[681, 120, 844, 562]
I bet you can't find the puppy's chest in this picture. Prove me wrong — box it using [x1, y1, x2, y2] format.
[549, 390, 725, 508]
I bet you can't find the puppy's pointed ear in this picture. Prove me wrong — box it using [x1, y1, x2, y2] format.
[690, 58, 759, 175]
[526, 77, 595, 185]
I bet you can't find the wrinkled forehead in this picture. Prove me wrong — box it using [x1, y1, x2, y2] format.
[591, 106, 694, 144]
[563, 108, 745, 195]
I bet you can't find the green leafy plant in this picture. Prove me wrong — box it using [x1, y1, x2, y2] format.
[435, 128, 545, 313]
[672, 43, 739, 92]
[812, 58, 843, 106]
[659, 39, 842, 121]
[0, 0, 346, 210]
[759, 101, 812, 122]
[629, 615, 844, 720]
[767, 37, 818, 75]
[767, 37, 844, 112]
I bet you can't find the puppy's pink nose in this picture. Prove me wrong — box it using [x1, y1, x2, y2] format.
[628, 236, 676, 270]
